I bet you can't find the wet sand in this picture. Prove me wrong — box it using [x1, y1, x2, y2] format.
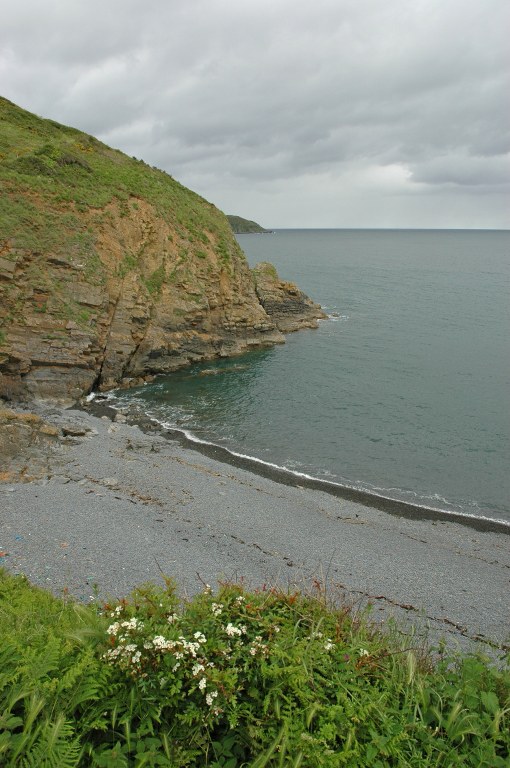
[1, 404, 508, 657]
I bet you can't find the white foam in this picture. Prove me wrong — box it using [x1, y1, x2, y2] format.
[123, 413, 510, 531]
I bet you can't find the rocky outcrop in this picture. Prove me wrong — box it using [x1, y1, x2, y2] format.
[0, 97, 325, 403]
[252, 262, 327, 332]
[0, 408, 60, 481]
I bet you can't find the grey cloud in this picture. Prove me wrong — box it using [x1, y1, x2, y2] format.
[411, 154, 510, 187]
[0, 0, 508, 227]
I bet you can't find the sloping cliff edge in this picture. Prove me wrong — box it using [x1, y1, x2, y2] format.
[0, 97, 325, 403]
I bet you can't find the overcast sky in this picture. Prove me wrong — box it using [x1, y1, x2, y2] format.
[1, 0, 508, 228]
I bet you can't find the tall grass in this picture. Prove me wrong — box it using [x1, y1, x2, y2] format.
[0, 568, 508, 766]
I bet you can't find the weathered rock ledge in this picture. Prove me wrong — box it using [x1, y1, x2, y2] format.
[253, 262, 327, 332]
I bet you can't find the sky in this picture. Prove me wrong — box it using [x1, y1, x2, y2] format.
[1, 0, 509, 229]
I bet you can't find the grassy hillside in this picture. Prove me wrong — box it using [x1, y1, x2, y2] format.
[0, 96, 237, 262]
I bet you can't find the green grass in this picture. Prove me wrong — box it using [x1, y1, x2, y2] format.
[0, 568, 508, 767]
[0, 95, 244, 280]
[143, 265, 166, 297]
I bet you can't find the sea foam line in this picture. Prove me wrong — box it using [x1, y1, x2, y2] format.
[102, 394, 510, 533]
[147, 416, 510, 532]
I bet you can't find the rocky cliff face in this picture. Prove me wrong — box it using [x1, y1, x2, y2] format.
[252, 262, 326, 332]
[0, 98, 324, 403]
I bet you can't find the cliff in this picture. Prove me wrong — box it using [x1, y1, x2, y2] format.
[0, 98, 324, 403]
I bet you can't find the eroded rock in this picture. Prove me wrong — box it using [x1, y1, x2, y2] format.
[252, 262, 327, 332]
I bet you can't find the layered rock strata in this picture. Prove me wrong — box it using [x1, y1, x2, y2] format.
[0, 209, 287, 402]
[0, 97, 325, 403]
[252, 262, 327, 332]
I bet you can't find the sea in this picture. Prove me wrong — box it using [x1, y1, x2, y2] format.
[110, 229, 510, 527]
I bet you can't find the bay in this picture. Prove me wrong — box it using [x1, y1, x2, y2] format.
[112, 229, 510, 525]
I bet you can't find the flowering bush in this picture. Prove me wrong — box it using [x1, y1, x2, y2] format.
[95, 580, 345, 763]
[1, 570, 509, 767]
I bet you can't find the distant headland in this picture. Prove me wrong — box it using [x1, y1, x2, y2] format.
[227, 215, 273, 234]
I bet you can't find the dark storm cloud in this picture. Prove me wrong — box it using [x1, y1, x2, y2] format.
[1, 0, 508, 226]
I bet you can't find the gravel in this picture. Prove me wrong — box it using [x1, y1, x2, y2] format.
[1, 406, 508, 657]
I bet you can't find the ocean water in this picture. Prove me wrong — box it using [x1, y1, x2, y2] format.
[111, 229, 510, 525]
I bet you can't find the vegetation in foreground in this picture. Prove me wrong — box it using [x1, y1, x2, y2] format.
[0, 569, 508, 767]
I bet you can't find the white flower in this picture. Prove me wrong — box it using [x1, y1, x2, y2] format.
[185, 642, 200, 657]
[167, 613, 178, 624]
[103, 648, 121, 661]
[131, 651, 142, 664]
[198, 677, 207, 691]
[235, 596, 245, 604]
[324, 640, 334, 651]
[211, 603, 223, 617]
[358, 648, 370, 657]
[225, 623, 243, 637]
[249, 634, 269, 657]
[152, 635, 174, 651]
[192, 663, 205, 677]
[194, 631, 206, 644]
[124, 644, 137, 654]
[107, 622, 120, 636]
[206, 690, 218, 706]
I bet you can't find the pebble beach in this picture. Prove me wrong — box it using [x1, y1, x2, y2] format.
[1, 403, 509, 658]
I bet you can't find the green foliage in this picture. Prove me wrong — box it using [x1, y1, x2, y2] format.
[227, 216, 271, 234]
[0, 571, 110, 767]
[144, 265, 166, 296]
[0, 568, 508, 767]
[118, 253, 139, 279]
[0, 96, 242, 289]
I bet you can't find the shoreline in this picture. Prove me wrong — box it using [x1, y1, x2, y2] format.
[86, 399, 510, 536]
[1, 401, 509, 658]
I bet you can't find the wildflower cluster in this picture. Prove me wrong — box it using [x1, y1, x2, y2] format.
[100, 582, 345, 734]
